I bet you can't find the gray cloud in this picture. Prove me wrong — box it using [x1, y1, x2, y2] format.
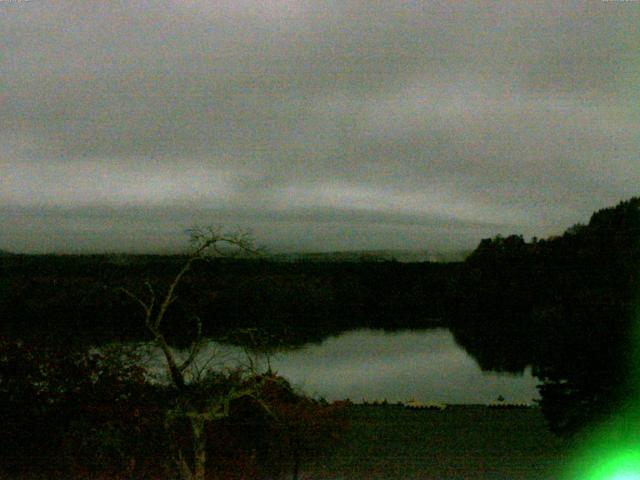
[1, 1, 639, 252]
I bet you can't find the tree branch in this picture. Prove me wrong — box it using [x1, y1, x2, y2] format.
[118, 287, 152, 320]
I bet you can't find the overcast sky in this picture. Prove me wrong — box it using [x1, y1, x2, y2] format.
[1, 1, 638, 253]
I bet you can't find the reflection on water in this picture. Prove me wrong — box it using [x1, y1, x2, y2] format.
[143, 328, 540, 405]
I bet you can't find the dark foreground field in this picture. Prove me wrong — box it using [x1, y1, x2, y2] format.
[302, 405, 572, 480]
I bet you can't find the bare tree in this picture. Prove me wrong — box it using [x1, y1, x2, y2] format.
[119, 227, 270, 480]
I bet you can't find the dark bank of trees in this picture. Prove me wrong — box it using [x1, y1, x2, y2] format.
[449, 197, 640, 435]
[0, 254, 451, 348]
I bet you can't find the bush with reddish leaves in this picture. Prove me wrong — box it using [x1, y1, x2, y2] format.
[207, 373, 349, 479]
[0, 338, 171, 478]
[0, 339, 348, 479]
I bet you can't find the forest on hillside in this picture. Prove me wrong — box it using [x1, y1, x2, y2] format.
[451, 197, 640, 435]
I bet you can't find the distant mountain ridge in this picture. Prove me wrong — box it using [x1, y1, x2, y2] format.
[267, 249, 471, 263]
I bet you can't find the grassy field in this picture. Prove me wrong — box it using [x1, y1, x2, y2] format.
[302, 405, 573, 480]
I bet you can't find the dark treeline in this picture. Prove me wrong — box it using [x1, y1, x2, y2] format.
[0, 255, 453, 347]
[449, 197, 640, 435]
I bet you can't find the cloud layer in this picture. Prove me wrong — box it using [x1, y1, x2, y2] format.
[2, 1, 639, 252]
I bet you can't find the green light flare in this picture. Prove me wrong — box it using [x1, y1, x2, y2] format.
[571, 448, 640, 479]
[562, 302, 640, 479]
[563, 431, 640, 479]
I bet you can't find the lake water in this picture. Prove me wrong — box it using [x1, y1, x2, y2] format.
[142, 328, 540, 405]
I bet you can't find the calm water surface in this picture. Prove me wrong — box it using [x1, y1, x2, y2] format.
[146, 328, 540, 405]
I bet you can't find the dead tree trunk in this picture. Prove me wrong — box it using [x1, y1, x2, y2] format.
[119, 227, 260, 480]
